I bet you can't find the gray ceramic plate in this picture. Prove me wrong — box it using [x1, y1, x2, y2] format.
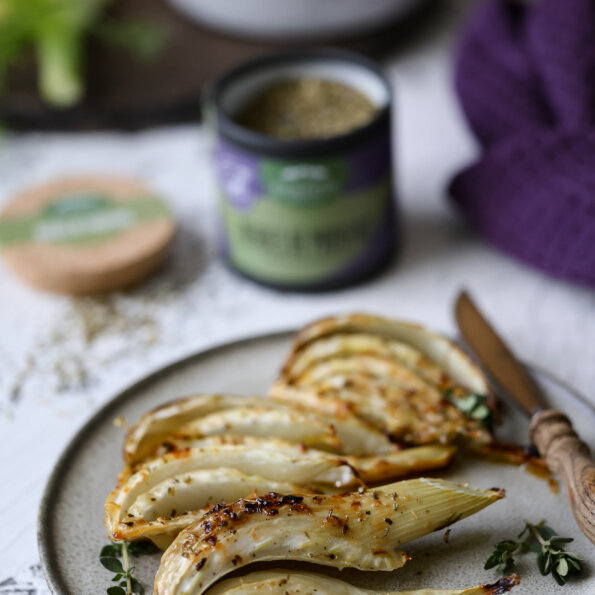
[38, 330, 595, 594]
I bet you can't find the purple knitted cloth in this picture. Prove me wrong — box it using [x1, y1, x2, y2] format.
[450, 0, 595, 285]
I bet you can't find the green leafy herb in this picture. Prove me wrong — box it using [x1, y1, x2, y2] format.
[485, 521, 583, 586]
[0, 0, 166, 107]
[100, 541, 159, 594]
[0, 0, 108, 106]
[484, 539, 519, 574]
[444, 390, 493, 431]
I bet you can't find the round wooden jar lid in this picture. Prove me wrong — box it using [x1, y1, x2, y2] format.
[0, 176, 176, 295]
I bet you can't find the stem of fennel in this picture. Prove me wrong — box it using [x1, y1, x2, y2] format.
[36, 25, 83, 107]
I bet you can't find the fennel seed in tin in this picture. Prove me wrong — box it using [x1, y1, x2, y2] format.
[235, 78, 377, 140]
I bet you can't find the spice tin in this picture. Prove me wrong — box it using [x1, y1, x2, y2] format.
[209, 49, 396, 290]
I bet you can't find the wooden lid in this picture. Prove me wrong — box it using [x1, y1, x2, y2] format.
[0, 176, 176, 295]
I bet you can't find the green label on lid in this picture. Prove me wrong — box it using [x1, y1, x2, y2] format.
[0, 193, 171, 248]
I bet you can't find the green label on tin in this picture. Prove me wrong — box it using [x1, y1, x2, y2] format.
[0, 193, 170, 247]
[221, 176, 392, 284]
[260, 159, 348, 204]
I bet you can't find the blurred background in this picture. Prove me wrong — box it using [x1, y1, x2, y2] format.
[1, 0, 594, 591]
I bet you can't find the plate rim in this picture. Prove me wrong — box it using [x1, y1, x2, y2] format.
[37, 328, 595, 594]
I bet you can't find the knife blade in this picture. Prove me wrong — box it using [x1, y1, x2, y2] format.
[454, 290, 595, 545]
[455, 290, 547, 416]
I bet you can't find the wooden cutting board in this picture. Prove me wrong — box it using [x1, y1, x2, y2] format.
[0, 0, 439, 131]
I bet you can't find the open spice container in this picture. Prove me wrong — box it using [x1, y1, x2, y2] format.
[207, 49, 396, 291]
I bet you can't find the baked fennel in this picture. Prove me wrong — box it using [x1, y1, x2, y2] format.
[105, 441, 356, 545]
[154, 478, 504, 595]
[270, 314, 493, 446]
[122, 394, 394, 467]
[207, 569, 520, 595]
[107, 435, 460, 547]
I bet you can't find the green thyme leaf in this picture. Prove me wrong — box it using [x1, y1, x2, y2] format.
[100, 557, 124, 573]
[550, 536, 573, 545]
[444, 391, 493, 431]
[100, 544, 122, 558]
[556, 557, 569, 577]
[483, 539, 518, 572]
[539, 525, 557, 539]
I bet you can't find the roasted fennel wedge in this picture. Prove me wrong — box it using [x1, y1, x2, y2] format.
[271, 380, 487, 446]
[124, 395, 286, 465]
[173, 405, 394, 457]
[123, 394, 394, 466]
[291, 354, 442, 396]
[105, 443, 356, 543]
[283, 313, 489, 396]
[279, 332, 469, 392]
[344, 445, 455, 483]
[145, 435, 456, 485]
[174, 406, 341, 451]
[154, 478, 504, 595]
[270, 313, 493, 446]
[206, 570, 520, 595]
[125, 468, 314, 549]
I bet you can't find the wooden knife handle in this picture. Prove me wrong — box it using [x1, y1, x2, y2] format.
[529, 409, 595, 545]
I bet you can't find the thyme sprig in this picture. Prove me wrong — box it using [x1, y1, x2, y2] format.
[485, 521, 583, 586]
[100, 541, 159, 594]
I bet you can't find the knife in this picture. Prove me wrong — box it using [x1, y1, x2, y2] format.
[455, 290, 595, 545]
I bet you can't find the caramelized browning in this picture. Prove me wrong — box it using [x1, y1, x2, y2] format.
[482, 573, 520, 594]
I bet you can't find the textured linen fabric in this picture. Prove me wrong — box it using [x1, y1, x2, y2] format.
[450, 0, 595, 285]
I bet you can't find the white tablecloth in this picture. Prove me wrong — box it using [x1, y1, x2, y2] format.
[1, 3, 594, 592]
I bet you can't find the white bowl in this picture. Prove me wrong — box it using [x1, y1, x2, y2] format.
[166, 0, 421, 41]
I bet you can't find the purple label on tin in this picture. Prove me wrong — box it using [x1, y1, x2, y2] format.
[216, 142, 263, 210]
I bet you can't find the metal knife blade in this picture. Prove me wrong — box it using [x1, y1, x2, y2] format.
[455, 290, 548, 416]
